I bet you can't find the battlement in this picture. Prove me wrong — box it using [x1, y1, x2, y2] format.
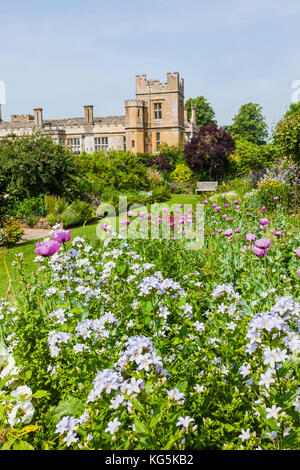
[11, 114, 34, 122]
[135, 72, 184, 96]
[125, 99, 145, 107]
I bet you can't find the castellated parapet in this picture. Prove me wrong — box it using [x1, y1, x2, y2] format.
[135, 72, 184, 96]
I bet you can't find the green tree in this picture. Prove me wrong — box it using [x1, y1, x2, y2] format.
[228, 103, 268, 145]
[0, 132, 77, 200]
[184, 96, 216, 127]
[273, 110, 300, 164]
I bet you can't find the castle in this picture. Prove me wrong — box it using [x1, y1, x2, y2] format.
[0, 72, 198, 154]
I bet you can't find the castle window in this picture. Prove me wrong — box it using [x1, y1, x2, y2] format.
[154, 103, 162, 120]
[156, 132, 160, 152]
[95, 137, 108, 152]
[131, 140, 135, 148]
[67, 137, 81, 154]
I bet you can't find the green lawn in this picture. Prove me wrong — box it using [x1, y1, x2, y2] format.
[0, 194, 204, 299]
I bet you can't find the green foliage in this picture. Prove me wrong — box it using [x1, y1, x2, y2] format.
[158, 143, 184, 167]
[273, 112, 300, 164]
[229, 139, 278, 175]
[76, 150, 149, 192]
[171, 164, 193, 183]
[13, 196, 48, 227]
[0, 133, 77, 200]
[0, 217, 24, 247]
[185, 97, 217, 127]
[227, 103, 269, 145]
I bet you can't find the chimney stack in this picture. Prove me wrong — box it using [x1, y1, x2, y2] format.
[34, 108, 43, 127]
[184, 108, 188, 122]
[191, 107, 196, 125]
[84, 105, 94, 124]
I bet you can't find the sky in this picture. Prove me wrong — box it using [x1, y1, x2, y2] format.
[1, 0, 300, 134]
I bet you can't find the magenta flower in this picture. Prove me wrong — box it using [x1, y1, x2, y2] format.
[233, 200, 239, 204]
[251, 246, 265, 257]
[51, 229, 71, 243]
[259, 225, 266, 231]
[212, 232, 216, 236]
[247, 212, 252, 216]
[202, 200, 209, 205]
[261, 206, 266, 212]
[296, 248, 300, 258]
[217, 229, 222, 233]
[259, 218, 270, 225]
[297, 270, 300, 278]
[236, 228, 241, 233]
[243, 245, 249, 250]
[222, 214, 227, 219]
[255, 238, 271, 250]
[273, 197, 279, 201]
[34, 240, 61, 257]
[224, 229, 233, 237]
[224, 203, 229, 208]
[273, 231, 282, 237]
[101, 223, 109, 231]
[246, 232, 256, 242]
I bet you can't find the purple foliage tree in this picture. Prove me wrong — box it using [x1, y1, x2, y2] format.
[184, 124, 236, 180]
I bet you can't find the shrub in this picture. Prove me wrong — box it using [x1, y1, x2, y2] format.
[13, 196, 47, 227]
[0, 133, 77, 200]
[0, 217, 23, 247]
[171, 164, 193, 183]
[146, 154, 172, 173]
[229, 139, 278, 176]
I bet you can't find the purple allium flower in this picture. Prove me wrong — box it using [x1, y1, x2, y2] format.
[224, 229, 233, 237]
[273, 197, 279, 201]
[261, 206, 266, 212]
[212, 232, 216, 236]
[51, 229, 71, 243]
[296, 248, 300, 258]
[224, 203, 229, 208]
[233, 200, 239, 205]
[236, 228, 241, 233]
[34, 240, 61, 257]
[255, 238, 271, 250]
[273, 231, 282, 237]
[246, 232, 256, 242]
[202, 200, 209, 205]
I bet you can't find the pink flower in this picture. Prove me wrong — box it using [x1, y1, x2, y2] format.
[261, 206, 266, 212]
[224, 203, 229, 208]
[222, 214, 227, 219]
[34, 240, 61, 257]
[273, 231, 282, 237]
[296, 248, 300, 258]
[202, 200, 209, 205]
[246, 232, 256, 242]
[297, 270, 300, 278]
[236, 228, 241, 233]
[233, 200, 239, 204]
[224, 229, 233, 237]
[255, 238, 271, 250]
[212, 232, 216, 236]
[259, 218, 270, 225]
[217, 229, 222, 233]
[259, 225, 266, 231]
[51, 229, 71, 243]
[251, 245, 265, 257]
[101, 224, 109, 231]
[273, 197, 279, 201]
[243, 245, 249, 250]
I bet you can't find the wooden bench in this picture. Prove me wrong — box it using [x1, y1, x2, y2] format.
[195, 181, 218, 193]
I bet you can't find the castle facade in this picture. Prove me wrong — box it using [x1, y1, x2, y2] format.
[0, 72, 198, 154]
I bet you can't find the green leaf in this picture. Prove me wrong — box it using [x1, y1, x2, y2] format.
[49, 396, 85, 424]
[13, 440, 35, 450]
[32, 390, 49, 399]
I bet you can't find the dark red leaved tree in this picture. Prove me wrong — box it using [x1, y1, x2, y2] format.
[184, 124, 235, 180]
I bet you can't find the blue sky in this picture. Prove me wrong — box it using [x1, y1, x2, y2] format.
[1, 0, 300, 134]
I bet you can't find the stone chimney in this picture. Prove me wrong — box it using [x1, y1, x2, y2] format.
[34, 108, 43, 127]
[84, 105, 94, 124]
[184, 108, 188, 122]
[191, 107, 196, 125]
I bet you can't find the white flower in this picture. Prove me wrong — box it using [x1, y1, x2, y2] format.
[266, 405, 282, 420]
[105, 417, 121, 435]
[239, 363, 251, 378]
[239, 428, 251, 441]
[7, 400, 35, 427]
[11, 385, 32, 400]
[166, 388, 185, 404]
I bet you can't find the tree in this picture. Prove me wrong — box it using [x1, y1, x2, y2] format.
[273, 111, 300, 164]
[184, 124, 236, 180]
[228, 103, 268, 145]
[0, 132, 77, 200]
[184, 96, 216, 127]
